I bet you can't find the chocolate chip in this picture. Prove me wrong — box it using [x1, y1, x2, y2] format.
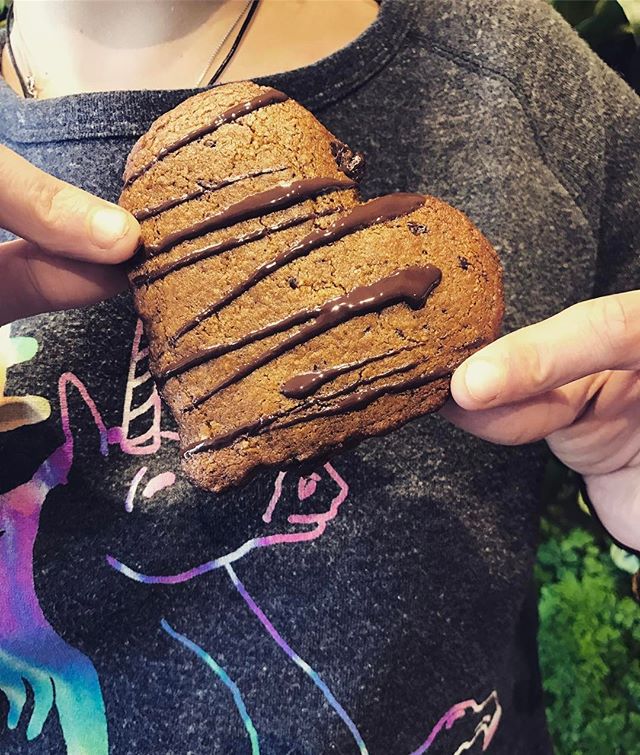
[458, 256, 470, 270]
[407, 222, 429, 235]
[288, 277, 299, 289]
[330, 140, 366, 182]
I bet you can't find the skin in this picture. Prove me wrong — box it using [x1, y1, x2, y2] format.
[2, 0, 380, 96]
[0, 144, 141, 325]
[0, 0, 638, 556]
[441, 301, 640, 552]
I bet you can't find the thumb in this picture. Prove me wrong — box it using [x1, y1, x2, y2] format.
[0, 144, 139, 262]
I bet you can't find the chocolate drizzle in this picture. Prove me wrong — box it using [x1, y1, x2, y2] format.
[145, 176, 356, 257]
[165, 265, 442, 409]
[281, 346, 412, 399]
[133, 208, 341, 288]
[172, 193, 427, 341]
[133, 166, 287, 221]
[283, 337, 488, 402]
[182, 364, 451, 458]
[181, 337, 488, 458]
[124, 88, 290, 186]
[289, 366, 451, 424]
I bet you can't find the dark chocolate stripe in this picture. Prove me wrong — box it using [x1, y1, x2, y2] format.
[134, 166, 287, 221]
[284, 336, 489, 401]
[315, 338, 486, 404]
[133, 208, 341, 289]
[179, 265, 442, 409]
[145, 176, 356, 257]
[124, 88, 289, 187]
[182, 339, 488, 457]
[182, 364, 451, 458]
[281, 347, 413, 399]
[282, 367, 452, 427]
[160, 308, 315, 384]
[184, 358, 428, 456]
[160, 264, 440, 385]
[172, 192, 426, 342]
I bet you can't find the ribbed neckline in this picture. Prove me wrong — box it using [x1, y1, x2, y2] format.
[0, 0, 418, 144]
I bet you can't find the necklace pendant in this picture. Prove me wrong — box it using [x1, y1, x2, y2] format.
[25, 75, 38, 99]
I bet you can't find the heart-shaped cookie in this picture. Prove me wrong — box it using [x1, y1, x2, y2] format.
[119, 82, 503, 492]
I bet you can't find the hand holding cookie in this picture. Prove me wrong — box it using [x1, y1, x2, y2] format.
[442, 292, 640, 551]
[0, 144, 140, 327]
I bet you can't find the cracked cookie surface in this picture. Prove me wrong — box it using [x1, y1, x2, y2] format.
[120, 82, 504, 492]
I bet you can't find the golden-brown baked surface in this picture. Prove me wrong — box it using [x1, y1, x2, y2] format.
[120, 81, 503, 492]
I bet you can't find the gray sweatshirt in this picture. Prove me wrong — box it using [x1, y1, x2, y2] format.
[0, 1, 638, 753]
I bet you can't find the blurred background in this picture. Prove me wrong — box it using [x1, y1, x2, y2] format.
[0, 1, 639, 753]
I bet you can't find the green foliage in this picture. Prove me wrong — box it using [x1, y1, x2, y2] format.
[619, 0, 640, 40]
[550, 0, 640, 91]
[536, 526, 640, 754]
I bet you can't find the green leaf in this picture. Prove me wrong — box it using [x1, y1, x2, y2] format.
[550, 0, 599, 27]
[577, 489, 591, 514]
[577, 0, 630, 47]
[610, 543, 640, 574]
[619, 0, 640, 41]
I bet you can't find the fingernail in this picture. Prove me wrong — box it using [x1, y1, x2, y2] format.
[463, 359, 505, 404]
[90, 207, 131, 248]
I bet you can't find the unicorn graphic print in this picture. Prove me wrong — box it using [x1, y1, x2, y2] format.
[0, 320, 502, 753]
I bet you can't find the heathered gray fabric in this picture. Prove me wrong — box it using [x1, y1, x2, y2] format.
[0, 1, 638, 753]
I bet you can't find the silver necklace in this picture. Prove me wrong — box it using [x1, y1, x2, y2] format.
[6, 0, 259, 99]
[6, 4, 38, 98]
[196, 0, 254, 87]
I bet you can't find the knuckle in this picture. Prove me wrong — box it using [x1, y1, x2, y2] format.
[30, 179, 79, 230]
[588, 296, 629, 354]
[519, 340, 551, 392]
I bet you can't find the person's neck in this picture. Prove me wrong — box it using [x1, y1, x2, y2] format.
[2, 0, 380, 99]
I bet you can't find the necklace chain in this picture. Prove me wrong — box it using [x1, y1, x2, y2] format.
[6, 4, 37, 97]
[6, 1, 260, 99]
[196, 0, 254, 87]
